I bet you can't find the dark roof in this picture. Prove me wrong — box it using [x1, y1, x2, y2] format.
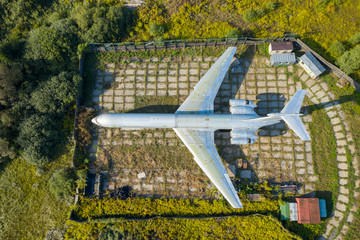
[270, 42, 294, 51]
[270, 53, 296, 63]
[296, 198, 321, 224]
[299, 52, 326, 77]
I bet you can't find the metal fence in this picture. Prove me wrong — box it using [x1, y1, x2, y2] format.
[89, 35, 297, 52]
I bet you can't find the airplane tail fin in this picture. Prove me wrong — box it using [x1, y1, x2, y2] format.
[280, 90, 311, 141]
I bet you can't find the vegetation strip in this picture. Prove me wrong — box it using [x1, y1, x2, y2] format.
[73, 213, 276, 222]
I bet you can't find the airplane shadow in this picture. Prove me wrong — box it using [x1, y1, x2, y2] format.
[214, 45, 256, 113]
[128, 104, 180, 114]
[255, 92, 288, 137]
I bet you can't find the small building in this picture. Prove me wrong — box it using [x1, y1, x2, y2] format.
[280, 198, 327, 224]
[298, 52, 326, 79]
[296, 198, 321, 224]
[270, 53, 296, 66]
[269, 42, 294, 55]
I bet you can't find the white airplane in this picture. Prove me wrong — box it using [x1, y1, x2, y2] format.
[92, 47, 311, 208]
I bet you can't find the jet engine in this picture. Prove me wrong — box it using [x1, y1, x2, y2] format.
[229, 99, 256, 114]
[231, 138, 256, 145]
[230, 129, 258, 145]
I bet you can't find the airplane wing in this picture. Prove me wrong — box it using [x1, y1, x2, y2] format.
[173, 128, 243, 208]
[176, 47, 237, 114]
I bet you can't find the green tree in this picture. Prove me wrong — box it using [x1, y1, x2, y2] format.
[329, 41, 347, 58]
[243, 10, 258, 23]
[25, 19, 80, 71]
[17, 114, 62, 166]
[337, 45, 360, 74]
[31, 72, 81, 115]
[349, 32, 360, 46]
[49, 168, 77, 200]
[0, 0, 53, 39]
[71, 5, 130, 43]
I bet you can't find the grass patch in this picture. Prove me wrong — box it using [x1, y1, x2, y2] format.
[97, 46, 229, 64]
[99, 144, 196, 172]
[0, 145, 74, 239]
[96, 46, 248, 67]
[309, 107, 338, 212]
[283, 222, 325, 240]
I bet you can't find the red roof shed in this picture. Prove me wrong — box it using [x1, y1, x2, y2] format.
[296, 198, 321, 224]
[269, 42, 294, 54]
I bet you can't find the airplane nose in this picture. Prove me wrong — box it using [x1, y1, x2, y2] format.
[91, 117, 98, 125]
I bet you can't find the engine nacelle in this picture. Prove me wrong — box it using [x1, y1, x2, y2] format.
[229, 99, 256, 114]
[231, 138, 256, 145]
[231, 129, 258, 145]
[230, 130, 256, 139]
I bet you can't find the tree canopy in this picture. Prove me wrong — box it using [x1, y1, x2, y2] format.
[31, 71, 81, 115]
[25, 20, 80, 71]
[338, 45, 360, 74]
[17, 114, 62, 166]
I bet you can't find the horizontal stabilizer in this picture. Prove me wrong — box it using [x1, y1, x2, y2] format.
[280, 89, 311, 141]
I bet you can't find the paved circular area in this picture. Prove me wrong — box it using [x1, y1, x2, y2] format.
[90, 50, 359, 239]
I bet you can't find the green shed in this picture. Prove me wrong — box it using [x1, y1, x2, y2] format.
[280, 202, 290, 220]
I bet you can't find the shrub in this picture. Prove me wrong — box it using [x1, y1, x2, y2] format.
[148, 22, 166, 36]
[0, 138, 16, 163]
[76, 107, 96, 154]
[328, 41, 347, 58]
[76, 169, 88, 190]
[349, 32, 360, 45]
[243, 10, 258, 23]
[337, 45, 360, 74]
[49, 168, 77, 200]
[256, 7, 266, 18]
[266, 2, 277, 11]
[99, 225, 125, 240]
[226, 29, 241, 39]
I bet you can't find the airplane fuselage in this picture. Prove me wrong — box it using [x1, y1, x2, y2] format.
[91, 113, 281, 130]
